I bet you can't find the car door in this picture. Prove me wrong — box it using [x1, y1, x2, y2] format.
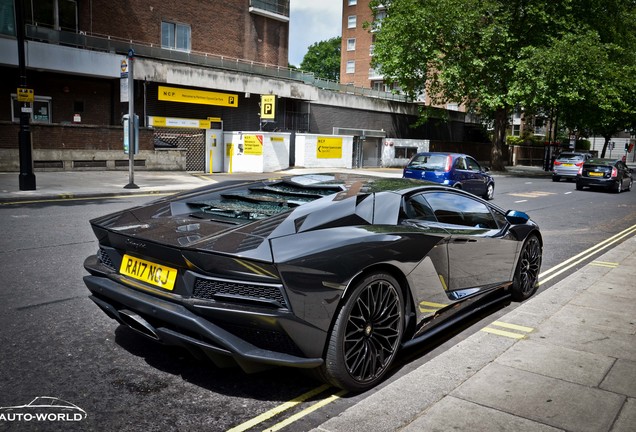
[463, 156, 488, 196]
[422, 191, 518, 298]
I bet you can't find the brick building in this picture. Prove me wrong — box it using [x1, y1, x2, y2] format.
[1, 0, 483, 172]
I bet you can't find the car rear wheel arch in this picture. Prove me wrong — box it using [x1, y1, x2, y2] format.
[333, 264, 414, 343]
[317, 264, 412, 390]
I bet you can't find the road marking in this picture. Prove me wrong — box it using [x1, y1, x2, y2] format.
[481, 327, 527, 339]
[491, 321, 534, 333]
[264, 390, 348, 432]
[514, 200, 528, 203]
[538, 224, 636, 286]
[589, 261, 619, 268]
[227, 384, 331, 432]
[564, 191, 573, 195]
[509, 191, 557, 198]
[481, 321, 533, 339]
[418, 300, 447, 313]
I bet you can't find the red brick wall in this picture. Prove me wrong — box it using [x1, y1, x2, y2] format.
[79, 0, 289, 66]
[0, 123, 153, 151]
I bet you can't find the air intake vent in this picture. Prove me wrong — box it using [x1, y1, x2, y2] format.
[193, 278, 287, 308]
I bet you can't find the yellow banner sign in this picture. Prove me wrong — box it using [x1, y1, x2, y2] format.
[317, 137, 343, 159]
[243, 135, 264, 155]
[158, 86, 238, 107]
[17, 88, 34, 103]
[260, 94, 276, 119]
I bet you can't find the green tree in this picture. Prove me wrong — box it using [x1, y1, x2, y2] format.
[370, 0, 636, 169]
[300, 36, 341, 81]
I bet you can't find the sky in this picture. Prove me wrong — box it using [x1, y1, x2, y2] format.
[288, 1, 343, 67]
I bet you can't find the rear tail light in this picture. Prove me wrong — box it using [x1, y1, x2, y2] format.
[575, 161, 584, 167]
[554, 160, 562, 166]
[611, 167, 618, 178]
[444, 155, 452, 172]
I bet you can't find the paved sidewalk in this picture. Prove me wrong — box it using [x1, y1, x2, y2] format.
[313, 236, 636, 432]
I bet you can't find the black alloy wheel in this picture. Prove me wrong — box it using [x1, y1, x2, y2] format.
[322, 272, 404, 391]
[510, 234, 542, 301]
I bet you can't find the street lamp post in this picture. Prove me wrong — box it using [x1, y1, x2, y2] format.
[15, 0, 36, 190]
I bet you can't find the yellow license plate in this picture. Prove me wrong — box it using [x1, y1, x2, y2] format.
[588, 172, 603, 177]
[562, 163, 574, 167]
[120, 254, 177, 290]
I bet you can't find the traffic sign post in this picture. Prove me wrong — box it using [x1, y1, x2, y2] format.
[123, 50, 139, 189]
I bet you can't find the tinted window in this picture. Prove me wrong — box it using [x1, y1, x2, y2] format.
[403, 194, 436, 221]
[424, 192, 498, 229]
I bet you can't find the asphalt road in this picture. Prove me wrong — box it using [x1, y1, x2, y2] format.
[0, 174, 634, 431]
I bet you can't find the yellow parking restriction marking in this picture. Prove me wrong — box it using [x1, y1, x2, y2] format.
[419, 300, 447, 313]
[264, 390, 348, 432]
[481, 321, 534, 339]
[227, 385, 331, 432]
[589, 261, 619, 268]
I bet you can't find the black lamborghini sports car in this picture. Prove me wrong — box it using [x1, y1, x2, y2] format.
[83, 173, 542, 391]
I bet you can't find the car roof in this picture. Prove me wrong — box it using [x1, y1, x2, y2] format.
[557, 152, 587, 157]
[413, 152, 471, 158]
[586, 158, 619, 165]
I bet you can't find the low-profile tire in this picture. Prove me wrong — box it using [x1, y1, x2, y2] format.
[483, 183, 495, 200]
[321, 272, 404, 391]
[552, 176, 560, 182]
[576, 182, 583, 191]
[510, 234, 542, 302]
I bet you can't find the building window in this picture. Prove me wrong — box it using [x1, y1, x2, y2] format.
[161, 21, 191, 51]
[369, 44, 374, 56]
[348, 0, 357, 5]
[347, 38, 356, 51]
[348, 15, 357, 28]
[346, 60, 355, 74]
[395, 147, 418, 159]
[447, 103, 459, 111]
[11, 95, 52, 124]
[372, 10, 386, 32]
[512, 124, 521, 136]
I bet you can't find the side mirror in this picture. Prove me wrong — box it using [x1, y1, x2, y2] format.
[506, 210, 529, 225]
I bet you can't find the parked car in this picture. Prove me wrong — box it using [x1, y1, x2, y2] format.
[402, 152, 495, 200]
[576, 158, 633, 193]
[552, 152, 591, 182]
[83, 173, 542, 391]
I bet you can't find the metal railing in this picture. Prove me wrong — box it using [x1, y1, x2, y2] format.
[25, 25, 408, 102]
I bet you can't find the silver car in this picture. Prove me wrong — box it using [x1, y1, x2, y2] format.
[552, 152, 590, 181]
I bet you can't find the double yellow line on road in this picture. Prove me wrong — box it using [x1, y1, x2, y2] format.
[537, 223, 636, 286]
